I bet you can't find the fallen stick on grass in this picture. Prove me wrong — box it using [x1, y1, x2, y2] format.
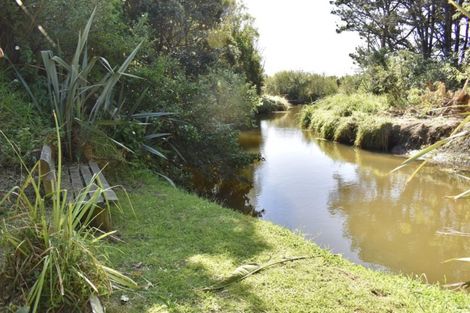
[203, 256, 311, 291]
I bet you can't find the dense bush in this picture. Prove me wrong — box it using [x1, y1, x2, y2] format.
[0, 0, 138, 67]
[195, 68, 259, 128]
[121, 58, 259, 187]
[360, 51, 462, 106]
[0, 1, 266, 311]
[337, 74, 364, 95]
[264, 71, 338, 104]
[0, 72, 46, 165]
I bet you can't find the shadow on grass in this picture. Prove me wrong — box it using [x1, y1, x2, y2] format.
[105, 173, 273, 312]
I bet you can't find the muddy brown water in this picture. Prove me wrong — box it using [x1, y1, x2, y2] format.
[207, 107, 470, 284]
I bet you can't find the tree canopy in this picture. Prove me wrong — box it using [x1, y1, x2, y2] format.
[331, 0, 470, 64]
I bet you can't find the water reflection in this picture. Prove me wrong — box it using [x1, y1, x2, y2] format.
[218, 107, 470, 284]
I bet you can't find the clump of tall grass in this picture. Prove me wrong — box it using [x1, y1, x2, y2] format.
[307, 110, 340, 141]
[312, 93, 390, 116]
[0, 121, 137, 312]
[300, 93, 393, 151]
[255, 95, 290, 115]
[354, 115, 393, 151]
[333, 116, 357, 145]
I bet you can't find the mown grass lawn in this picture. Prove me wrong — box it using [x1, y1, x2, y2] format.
[105, 171, 470, 313]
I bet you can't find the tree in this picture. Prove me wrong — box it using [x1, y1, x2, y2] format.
[123, 0, 230, 74]
[208, 4, 264, 93]
[0, 0, 135, 66]
[331, 0, 470, 64]
[331, 0, 410, 51]
[124, 0, 263, 89]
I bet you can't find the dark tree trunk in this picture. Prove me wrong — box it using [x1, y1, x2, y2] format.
[442, 1, 454, 58]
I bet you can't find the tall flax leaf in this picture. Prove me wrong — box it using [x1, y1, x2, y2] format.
[41, 51, 61, 118]
[89, 41, 143, 122]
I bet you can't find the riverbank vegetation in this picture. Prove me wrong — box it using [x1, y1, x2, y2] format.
[0, 0, 266, 310]
[0, 0, 265, 189]
[1, 0, 470, 311]
[300, 94, 390, 147]
[298, 1, 470, 157]
[265, 71, 338, 104]
[255, 95, 291, 115]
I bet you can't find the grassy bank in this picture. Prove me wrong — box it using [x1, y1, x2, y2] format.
[104, 171, 470, 313]
[300, 93, 461, 153]
[300, 93, 394, 151]
[255, 95, 290, 115]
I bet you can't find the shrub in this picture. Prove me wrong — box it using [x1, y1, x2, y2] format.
[337, 74, 365, 95]
[360, 50, 462, 106]
[0, 1, 136, 66]
[406, 82, 450, 114]
[121, 61, 258, 188]
[0, 73, 47, 165]
[36, 9, 142, 161]
[255, 95, 290, 115]
[194, 68, 260, 129]
[10, 10, 170, 167]
[265, 71, 338, 104]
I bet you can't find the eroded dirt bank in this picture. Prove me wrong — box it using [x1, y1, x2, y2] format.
[387, 115, 469, 169]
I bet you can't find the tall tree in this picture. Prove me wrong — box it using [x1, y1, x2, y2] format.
[124, 0, 263, 89]
[123, 0, 230, 74]
[331, 0, 470, 64]
[331, 0, 411, 51]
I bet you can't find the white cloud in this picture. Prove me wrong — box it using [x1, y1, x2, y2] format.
[243, 0, 362, 76]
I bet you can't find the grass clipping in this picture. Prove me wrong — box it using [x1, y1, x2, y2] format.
[203, 256, 310, 291]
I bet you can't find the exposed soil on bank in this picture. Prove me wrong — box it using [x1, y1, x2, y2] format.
[386, 115, 470, 169]
[388, 115, 470, 170]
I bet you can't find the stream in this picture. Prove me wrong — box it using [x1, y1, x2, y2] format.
[208, 107, 470, 284]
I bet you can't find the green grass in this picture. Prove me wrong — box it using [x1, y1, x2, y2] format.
[308, 93, 390, 117]
[354, 115, 393, 151]
[301, 93, 394, 151]
[333, 116, 357, 145]
[104, 171, 470, 313]
[255, 95, 290, 115]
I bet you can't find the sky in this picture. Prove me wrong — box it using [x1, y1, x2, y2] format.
[243, 0, 362, 76]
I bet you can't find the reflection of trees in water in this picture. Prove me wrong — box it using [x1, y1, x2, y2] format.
[213, 170, 264, 217]
[266, 109, 302, 129]
[216, 110, 304, 217]
[326, 146, 470, 282]
[239, 130, 263, 151]
[191, 164, 264, 217]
